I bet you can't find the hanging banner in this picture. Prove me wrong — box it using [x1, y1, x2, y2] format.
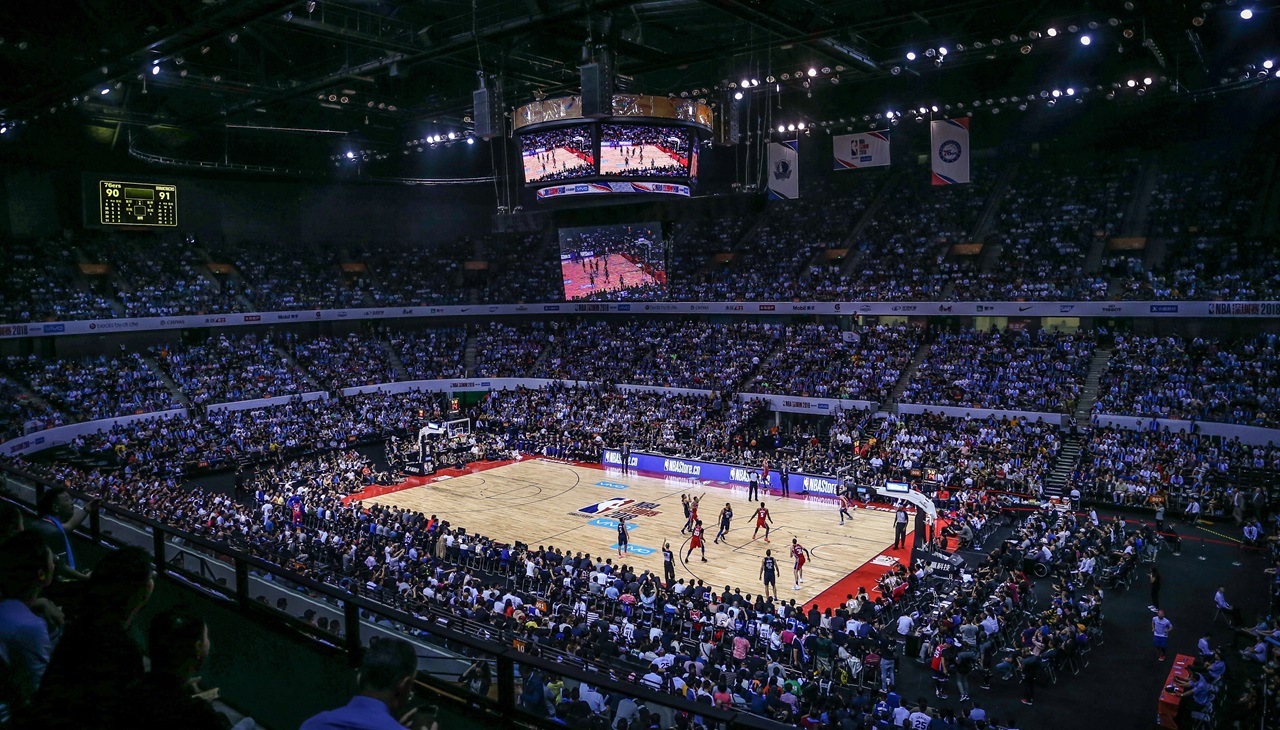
[767, 140, 799, 199]
[930, 118, 970, 185]
[833, 130, 891, 169]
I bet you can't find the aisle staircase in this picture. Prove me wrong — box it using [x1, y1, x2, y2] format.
[273, 342, 324, 392]
[839, 170, 905, 277]
[878, 338, 931, 413]
[462, 327, 479, 377]
[140, 354, 192, 408]
[1043, 347, 1112, 499]
[379, 338, 409, 381]
[1073, 348, 1112, 425]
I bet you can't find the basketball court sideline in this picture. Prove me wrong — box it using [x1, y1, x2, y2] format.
[359, 458, 898, 604]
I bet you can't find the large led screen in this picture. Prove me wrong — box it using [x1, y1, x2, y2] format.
[558, 222, 667, 300]
[599, 124, 691, 177]
[520, 125, 595, 183]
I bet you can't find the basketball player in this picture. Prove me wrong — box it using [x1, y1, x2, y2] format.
[616, 514, 630, 557]
[685, 520, 707, 563]
[761, 457, 770, 490]
[713, 502, 734, 544]
[791, 538, 811, 590]
[839, 494, 855, 526]
[759, 550, 779, 600]
[752, 502, 773, 542]
[680, 495, 692, 535]
[685, 495, 702, 534]
[662, 542, 676, 586]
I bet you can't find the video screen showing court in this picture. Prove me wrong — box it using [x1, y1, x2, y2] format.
[558, 222, 667, 300]
[599, 124, 691, 177]
[520, 125, 595, 183]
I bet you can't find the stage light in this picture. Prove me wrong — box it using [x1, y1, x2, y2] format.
[1021, 45, 1032, 54]
[797, 122, 805, 129]
[1265, 60, 1274, 69]
[807, 68, 817, 77]
[1127, 79, 1137, 87]
[919, 107, 927, 114]
[1046, 28, 1058, 37]
[734, 91, 743, 100]
[1052, 89, 1061, 97]
[1143, 77, 1153, 85]
[938, 46, 948, 55]
[346, 151, 355, 159]
[787, 123, 796, 131]
[448, 132, 456, 140]
[467, 137, 475, 145]
[906, 51, 917, 61]
[229, 33, 239, 43]
[777, 125, 786, 132]
[100, 88, 110, 95]
[1066, 87, 1075, 95]
[151, 65, 159, 76]
[741, 78, 750, 88]
[931, 105, 939, 112]
[1240, 8, 1254, 20]
[1080, 35, 1091, 46]
[891, 66, 901, 75]
[751, 78, 759, 86]
[885, 111, 894, 119]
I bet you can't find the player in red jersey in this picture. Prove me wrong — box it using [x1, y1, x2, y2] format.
[791, 538, 811, 590]
[685, 520, 707, 563]
[752, 502, 773, 542]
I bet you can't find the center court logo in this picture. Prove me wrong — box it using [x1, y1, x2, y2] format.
[577, 498, 636, 515]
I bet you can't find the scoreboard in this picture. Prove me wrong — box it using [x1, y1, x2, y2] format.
[98, 180, 177, 227]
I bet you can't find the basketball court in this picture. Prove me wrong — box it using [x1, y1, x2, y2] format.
[357, 458, 900, 605]
[561, 253, 662, 298]
[599, 144, 684, 175]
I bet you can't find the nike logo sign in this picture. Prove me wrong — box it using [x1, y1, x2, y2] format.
[1018, 306, 1032, 311]
[461, 308, 471, 312]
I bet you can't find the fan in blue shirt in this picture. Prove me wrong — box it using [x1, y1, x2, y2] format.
[301, 638, 423, 730]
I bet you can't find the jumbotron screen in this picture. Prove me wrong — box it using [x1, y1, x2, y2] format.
[558, 222, 667, 300]
[599, 124, 691, 177]
[520, 125, 595, 183]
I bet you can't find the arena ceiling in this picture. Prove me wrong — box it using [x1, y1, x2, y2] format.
[0, 1, 1276, 168]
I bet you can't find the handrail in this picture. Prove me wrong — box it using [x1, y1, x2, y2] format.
[0, 462, 788, 730]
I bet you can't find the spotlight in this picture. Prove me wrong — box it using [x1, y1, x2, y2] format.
[346, 151, 355, 159]
[307, 1, 316, 12]
[1143, 76, 1153, 85]
[741, 78, 750, 87]
[1240, 8, 1253, 20]
[891, 66, 901, 75]
[467, 137, 475, 145]
[229, 33, 239, 43]
[938, 46, 948, 55]
[1080, 35, 1091, 46]
[807, 68, 817, 77]
[448, 132, 456, 140]
[787, 123, 796, 131]
[1192, 17, 1204, 27]
[1265, 60, 1274, 69]
[765, 75, 775, 83]
[885, 111, 894, 119]
[777, 125, 786, 133]
[151, 65, 159, 75]
[734, 91, 743, 100]
[797, 122, 805, 129]
[751, 78, 759, 86]
[1066, 87, 1075, 96]
[931, 105, 939, 112]
[906, 51, 917, 61]
[1052, 89, 1062, 98]
[1127, 79, 1137, 87]
[1046, 28, 1057, 37]
[100, 88, 110, 95]
[919, 107, 927, 113]
[1021, 45, 1032, 54]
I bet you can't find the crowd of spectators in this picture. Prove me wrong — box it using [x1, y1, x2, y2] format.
[79, 235, 245, 317]
[152, 333, 310, 406]
[0, 238, 117, 323]
[390, 327, 467, 381]
[359, 240, 464, 307]
[1071, 426, 1280, 513]
[1125, 237, 1280, 301]
[1095, 333, 1280, 427]
[474, 322, 551, 378]
[286, 331, 401, 390]
[218, 243, 368, 311]
[951, 155, 1136, 302]
[902, 328, 1095, 414]
[752, 324, 920, 403]
[627, 322, 781, 390]
[0, 374, 62, 439]
[5, 352, 175, 422]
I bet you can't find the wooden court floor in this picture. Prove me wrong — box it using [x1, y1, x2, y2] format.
[361, 458, 898, 604]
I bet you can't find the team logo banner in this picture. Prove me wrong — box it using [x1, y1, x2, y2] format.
[930, 118, 970, 185]
[767, 140, 799, 199]
[833, 130, 890, 169]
